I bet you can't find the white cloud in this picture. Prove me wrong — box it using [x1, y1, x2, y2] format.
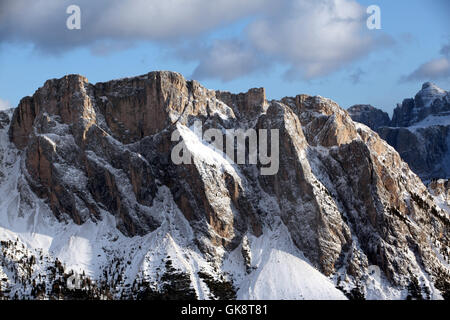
[0, 98, 12, 110]
[248, 0, 379, 79]
[403, 41, 450, 82]
[186, 40, 267, 82]
[180, 0, 393, 81]
[403, 57, 450, 82]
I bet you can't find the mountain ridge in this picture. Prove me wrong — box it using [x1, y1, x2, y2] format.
[348, 82, 450, 182]
[0, 71, 449, 300]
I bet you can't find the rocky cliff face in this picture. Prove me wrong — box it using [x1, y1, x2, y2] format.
[377, 126, 450, 180]
[347, 104, 391, 131]
[348, 82, 450, 182]
[429, 179, 450, 212]
[0, 72, 449, 300]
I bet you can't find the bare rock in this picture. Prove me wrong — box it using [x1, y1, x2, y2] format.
[347, 104, 391, 130]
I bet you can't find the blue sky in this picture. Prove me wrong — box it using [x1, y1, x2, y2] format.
[0, 0, 449, 116]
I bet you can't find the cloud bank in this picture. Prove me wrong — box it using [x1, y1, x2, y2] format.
[178, 0, 393, 81]
[0, 0, 392, 81]
[0, 0, 270, 51]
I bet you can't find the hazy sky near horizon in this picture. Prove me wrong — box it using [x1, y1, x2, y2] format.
[0, 0, 449, 115]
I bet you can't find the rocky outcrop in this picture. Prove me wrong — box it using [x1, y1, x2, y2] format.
[4, 71, 450, 299]
[378, 126, 450, 180]
[347, 104, 391, 130]
[283, 94, 358, 147]
[429, 179, 450, 209]
[216, 87, 268, 120]
[0, 111, 10, 130]
[348, 82, 450, 182]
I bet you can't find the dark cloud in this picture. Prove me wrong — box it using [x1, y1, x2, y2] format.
[89, 40, 135, 56]
[441, 42, 450, 57]
[349, 68, 366, 84]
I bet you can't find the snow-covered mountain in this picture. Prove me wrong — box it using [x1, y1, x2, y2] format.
[1, 72, 449, 300]
[391, 82, 450, 128]
[348, 82, 450, 182]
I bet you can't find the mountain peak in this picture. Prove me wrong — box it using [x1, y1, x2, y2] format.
[422, 81, 437, 90]
[420, 81, 446, 94]
[347, 104, 390, 130]
[416, 82, 447, 108]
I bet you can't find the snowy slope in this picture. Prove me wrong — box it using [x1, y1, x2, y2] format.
[223, 220, 347, 300]
[409, 114, 450, 130]
[0, 112, 352, 300]
[0, 113, 209, 298]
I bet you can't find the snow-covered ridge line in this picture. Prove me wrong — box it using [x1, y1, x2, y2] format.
[2, 72, 450, 300]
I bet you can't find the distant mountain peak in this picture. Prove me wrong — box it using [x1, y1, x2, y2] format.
[421, 81, 444, 91]
[347, 104, 390, 131]
[416, 82, 447, 108]
[348, 82, 450, 183]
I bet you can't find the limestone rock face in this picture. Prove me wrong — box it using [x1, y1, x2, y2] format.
[4, 72, 450, 299]
[216, 88, 268, 120]
[283, 95, 358, 147]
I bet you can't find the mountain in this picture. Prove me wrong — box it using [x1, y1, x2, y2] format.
[348, 82, 450, 182]
[391, 82, 450, 128]
[347, 105, 391, 130]
[0, 72, 449, 300]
